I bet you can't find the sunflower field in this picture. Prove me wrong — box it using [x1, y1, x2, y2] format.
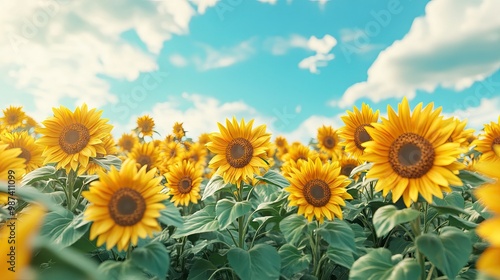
[1, 98, 500, 280]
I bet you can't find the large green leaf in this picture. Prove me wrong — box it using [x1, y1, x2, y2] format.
[215, 198, 252, 230]
[279, 214, 309, 247]
[373, 205, 420, 237]
[458, 170, 493, 187]
[0, 184, 63, 212]
[158, 199, 183, 228]
[21, 165, 58, 186]
[430, 192, 468, 216]
[416, 226, 472, 279]
[187, 258, 218, 280]
[39, 210, 90, 248]
[228, 244, 281, 280]
[326, 246, 355, 269]
[172, 204, 219, 238]
[317, 219, 356, 253]
[98, 260, 147, 280]
[91, 155, 122, 171]
[279, 244, 311, 277]
[254, 169, 290, 188]
[130, 242, 170, 279]
[350, 248, 420, 280]
[202, 174, 230, 200]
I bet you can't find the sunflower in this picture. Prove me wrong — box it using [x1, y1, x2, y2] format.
[173, 122, 185, 139]
[82, 159, 168, 251]
[285, 158, 352, 223]
[317, 125, 342, 158]
[1, 131, 44, 173]
[198, 133, 211, 146]
[118, 133, 139, 153]
[447, 118, 475, 148]
[159, 141, 186, 173]
[136, 115, 155, 137]
[35, 104, 112, 175]
[473, 116, 500, 164]
[128, 142, 162, 172]
[0, 204, 46, 280]
[275, 136, 289, 158]
[206, 117, 271, 186]
[166, 160, 202, 207]
[362, 98, 463, 207]
[0, 144, 25, 204]
[183, 142, 207, 167]
[23, 116, 39, 131]
[339, 103, 380, 158]
[338, 155, 363, 180]
[1, 106, 27, 131]
[85, 136, 118, 175]
[282, 143, 318, 163]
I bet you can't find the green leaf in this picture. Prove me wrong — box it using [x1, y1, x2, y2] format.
[416, 226, 472, 279]
[430, 192, 468, 216]
[188, 258, 218, 280]
[98, 260, 147, 280]
[130, 242, 169, 279]
[39, 210, 90, 248]
[158, 199, 183, 228]
[215, 198, 252, 230]
[0, 184, 63, 212]
[202, 174, 230, 200]
[91, 155, 122, 171]
[279, 214, 309, 247]
[228, 244, 281, 280]
[373, 205, 420, 237]
[458, 170, 493, 187]
[448, 215, 477, 230]
[350, 248, 420, 280]
[254, 169, 290, 188]
[317, 219, 356, 253]
[279, 244, 311, 277]
[172, 204, 219, 238]
[48, 191, 67, 204]
[326, 246, 355, 269]
[21, 165, 58, 186]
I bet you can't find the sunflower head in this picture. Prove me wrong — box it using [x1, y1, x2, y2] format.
[317, 125, 342, 158]
[182, 142, 208, 167]
[82, 159, 168, 251]
[206, 117, 271, 186]
[1, 105, 27, 131]
[118, 133, 139, 153]
[338, 155, 363, 180]
[284, 158, 352, 223]
[85, 136, 118, 175]
[128, 142, 162, 172]
[282, 143, 318, 163]
[446, 118, 475, 148]
[198, 133, 211, 146]
[0, 144, 25, 204]
[1, 131, 44, 173]
[136, 115, 155, 137]
[473, 116, 500, 164]
[363, 98, 463, 207]
[339, 103, 379, 158]
[173, 122, 185, 139]
[166, 160, 203, 207]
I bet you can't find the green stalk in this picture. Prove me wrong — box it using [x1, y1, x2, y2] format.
[410, 203, 425, 280]
[66, 169, 77, 210]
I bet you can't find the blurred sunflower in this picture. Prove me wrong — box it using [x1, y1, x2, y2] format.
[198, 133, 211, 146]
[183, 142, 207, 167]
[166, 160, 202, 207]
[339, 156, 363, 180]
[85, 136, 118, 175]
[136, 115, 155, 137]
[473, 116, 500, 164]
[363, 98, 463, 207]
[447, 118, 475, 148]
[82, 159, 168, 251]
[275, 136, 289, 159]
[206, 117, 271, 186]
[118, 133, 139, 153]
[173, 122, 185, 139]
[285, 158, 352, 223]
[0, 144, 25, 204]
[128, 142, 162, 172]
[282, 143, 318, 163]
[317, 125, 342, 158]
[36, 104, 112, 175]
[1, 106, 27, 131]
[1, 131, 44, 173]
[339, 103, 379, 158]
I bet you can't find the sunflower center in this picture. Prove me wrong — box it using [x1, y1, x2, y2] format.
[492, 137, 500, 147]
[389, 133, 435, 178]
[108, 188, 146, 226]
[136, 155, 152, 168]
[323, 136, 336, 149]
[178, 177, 193, 194]
[226, 138, 253, 168]
[354, 124, 372, 150]
[59, 123, 91, 154]
[7, 114, 18, 124]
[341, 164, 356, 177]
[123, 139, 134, 151]
[303, 179, 331, 207]
[19, 147, 32, 162]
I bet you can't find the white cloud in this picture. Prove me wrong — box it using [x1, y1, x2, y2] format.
[445, 96, 500, 130]
[338, 0, 500, 108]
[258, 0, 278, 4]
[281, 114, 344, 143]
[193, 39, 255, 71]
[339, 28, 383, 54]
[189, 0, 220, 14]
[298, 34, 337, 74]
[265, 34, 309, 55]
[169, 54, 189, 67]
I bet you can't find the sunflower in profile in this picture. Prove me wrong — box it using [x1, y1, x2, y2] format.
[363, 98, 463, 207]
[1, 131, 44, 173]
[82, 159, 168, 251]
[474, 116, 500, 164]
[173, 122, 185, 139]
[339, 103, 379, 158]
[36, 104, 112, 175]
[128, 142, 162, 172]
[447, 118, 475, 148]
[85, 136, 118, 175]
[206, 117, 271, 186]
[338, 155, 363, 180]
[136, 115, 155, 137]
[118, 133, 139, 153]
[166, 160, 202, 207]
[1, 106, 27, 131]
[0, 144, 25, 204]
[285, 158, 352, 223]
[317, 125, 342, 158]
[198, 133, 211, 146]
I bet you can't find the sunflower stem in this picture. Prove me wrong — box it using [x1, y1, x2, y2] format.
[410, 202, 426, 280]
[126, 244, 133, 260]
[66, 169, 77, 211]
[238, 215, 245, 249]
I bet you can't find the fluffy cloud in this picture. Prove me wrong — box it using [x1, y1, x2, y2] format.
[445, 96, 500, 130]
[169, 54, 189, 67]
[258, 0, 278, 4]
[298, 34, 337, 74]
[338, 0, 500, 108]
[189, 0, 221, 14]
[264, 34, 309, 55]
[279, 114, 343, 143]
[193, 39, 256, 71]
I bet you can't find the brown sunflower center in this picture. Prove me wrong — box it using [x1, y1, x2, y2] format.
[123, 139, 134, 151]
[19, 147, 31, 162]
[389, 133, 435, 178]
[323, 136, 336, 149]
[178, 177, 193, 194]
[59, 123, 90, 154]
[7, 114, 18, 124]
[108, 188, 146, 226]
[226, 138, 253, 168]
[354, 124, 372, 150]
[136, 155, 152, 168]
[303, 179, 331, 207]
[492, 137, 500, 147]
[341, 164, 357, 177]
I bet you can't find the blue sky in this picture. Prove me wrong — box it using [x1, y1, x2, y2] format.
[1, 0, 499, 142]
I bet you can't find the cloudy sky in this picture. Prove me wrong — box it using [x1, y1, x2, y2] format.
[1, 0, 499, 142]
